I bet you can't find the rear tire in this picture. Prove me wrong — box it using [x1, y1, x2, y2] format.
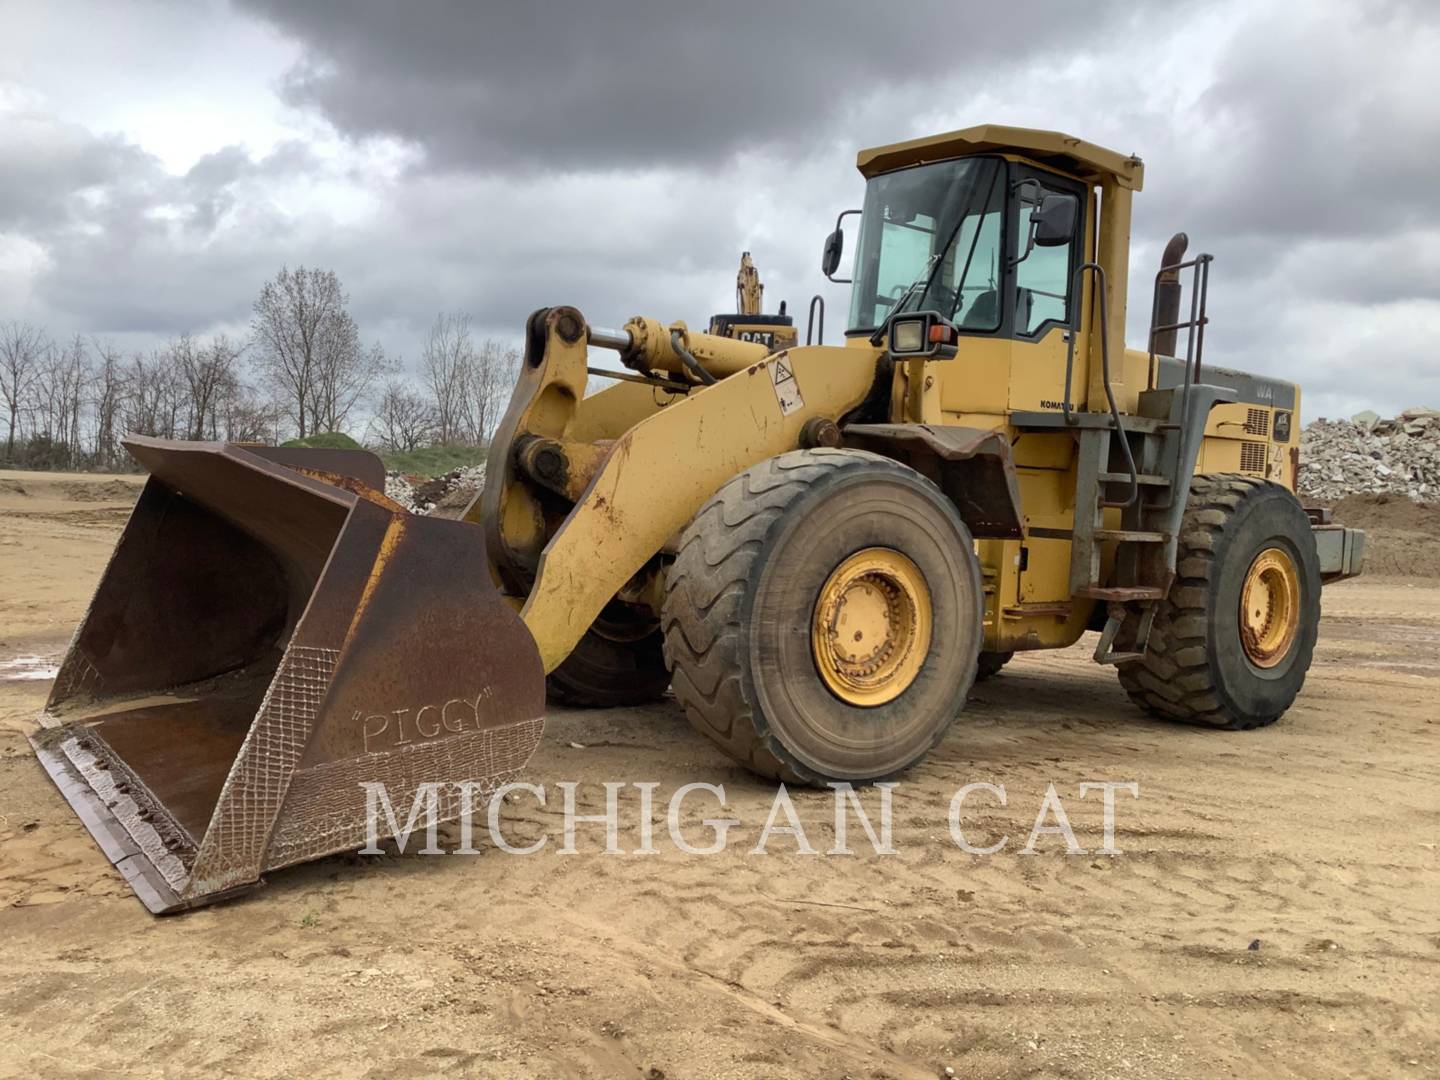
[1118, 475, 1320, 729]
[546, 603, 670, 708]
[662, 449, 984, 784]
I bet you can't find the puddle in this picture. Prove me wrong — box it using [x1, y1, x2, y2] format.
[0, 656, 60, 683]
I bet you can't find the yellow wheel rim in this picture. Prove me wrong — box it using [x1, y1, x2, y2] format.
[811, 548, 932, 706]
[1239, 546, 1301, 668]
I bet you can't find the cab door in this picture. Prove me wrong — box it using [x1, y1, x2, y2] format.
[1005, 166, 1090, 416]
[1004, 167, 1090, 607]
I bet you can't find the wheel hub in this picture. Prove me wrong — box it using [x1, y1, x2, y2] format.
[1239, 546, 1301, 668]
[811, 548, 932, 706]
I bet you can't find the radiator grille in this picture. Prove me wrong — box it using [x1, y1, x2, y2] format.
[1244, 407, 1270, 436]
[1240, 440, 1268, 473]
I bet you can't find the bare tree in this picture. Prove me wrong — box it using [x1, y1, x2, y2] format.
[121, 349, 181, 439]
[369, 378, 436, 451]
[459, 338, 518, 445]
[312, 340, 385, 436]
[421, 312, 474, 445]
[250, 266, 376, 439]
[218, 379, 282, 443]
[0, 321, 46, 461]
[171, 333, 246, 439]
[29, 336, 90, 467]
[90, 339, 125, 467]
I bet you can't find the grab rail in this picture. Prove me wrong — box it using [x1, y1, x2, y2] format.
[1062, 261, 1138, 508]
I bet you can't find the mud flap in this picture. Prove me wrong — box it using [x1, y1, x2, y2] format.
[30, 436, 545, 913]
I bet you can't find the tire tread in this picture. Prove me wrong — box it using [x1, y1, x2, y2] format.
[1117, 474, 1311, 729]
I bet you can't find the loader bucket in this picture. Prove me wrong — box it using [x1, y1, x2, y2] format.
[30, 435, 545, 913]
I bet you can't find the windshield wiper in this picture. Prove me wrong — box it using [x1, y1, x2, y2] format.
[868, 255, 939, 344]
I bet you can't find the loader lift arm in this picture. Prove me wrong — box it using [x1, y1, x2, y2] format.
[476, 306, 887, 672]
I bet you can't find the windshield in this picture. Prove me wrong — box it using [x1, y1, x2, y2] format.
[846, 156, 1006, 334]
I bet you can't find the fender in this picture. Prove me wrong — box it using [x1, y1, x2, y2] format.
[841, 422, 1024, 539]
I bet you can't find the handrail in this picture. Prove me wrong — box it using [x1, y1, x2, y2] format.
[1062, 261, 1138, 508]
[1145, 253, 1213, 489]
[1145, 252, 1212, 391]
[806, 295, 825, 346]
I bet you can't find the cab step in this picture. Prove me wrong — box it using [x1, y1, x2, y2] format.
[1074, 585, 1167, 601]
[1099, 471, 1169, 486]
[1097, 651, 1148, 666]
[1093, 529, 1167, 543]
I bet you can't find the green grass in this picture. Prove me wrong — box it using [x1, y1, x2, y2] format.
[278, 432, 487, 477]
[281, 432, 363, 451]
[378, 444, 488, 476]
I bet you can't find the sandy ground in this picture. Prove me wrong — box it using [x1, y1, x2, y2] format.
[0, 469, 1437, 1080]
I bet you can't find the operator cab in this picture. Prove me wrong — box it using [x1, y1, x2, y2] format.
[823, 125, 1143, 361]
[832, 154, 1084, 350]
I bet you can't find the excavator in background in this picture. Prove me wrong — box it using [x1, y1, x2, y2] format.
[32, 124, 1365, 912]
[704, 251, 800, 354]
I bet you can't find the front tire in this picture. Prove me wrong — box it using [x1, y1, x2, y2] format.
[1118, 475, 1321, 729]
[662, 449, 984, 784]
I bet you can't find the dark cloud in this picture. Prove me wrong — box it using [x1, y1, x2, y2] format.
[0, 108, 157, 232]
[0, 108, 322, 334]
[5, 0, 1439, 424]
[237, 0, 1129, 171]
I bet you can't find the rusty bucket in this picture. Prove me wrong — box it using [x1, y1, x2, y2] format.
[30, 435, 545, 913]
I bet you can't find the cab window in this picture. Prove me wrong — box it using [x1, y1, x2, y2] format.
[1013, 182, 1077, 336]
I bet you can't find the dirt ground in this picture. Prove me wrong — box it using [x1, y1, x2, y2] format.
[1, 470, 1437, 1080]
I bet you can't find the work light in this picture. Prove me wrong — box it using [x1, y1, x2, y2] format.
[887, 312, 958, 359]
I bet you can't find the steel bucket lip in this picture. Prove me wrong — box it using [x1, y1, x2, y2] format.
[29, 736, 256, 914]
[29, 438, 367, 915]
[122, 433, 362, 509]
[34, 438, 374, 914]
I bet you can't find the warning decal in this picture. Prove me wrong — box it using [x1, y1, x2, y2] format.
[769, 353, 804, 416]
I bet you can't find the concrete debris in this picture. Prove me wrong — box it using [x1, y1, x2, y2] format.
[384, 465, 485, 515]
[1299, 408, 1440, 502]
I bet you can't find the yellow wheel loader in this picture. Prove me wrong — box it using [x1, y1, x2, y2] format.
[32, 125, 1366, 912]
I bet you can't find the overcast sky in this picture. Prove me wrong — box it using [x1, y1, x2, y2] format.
[2, 0, 1436, 421]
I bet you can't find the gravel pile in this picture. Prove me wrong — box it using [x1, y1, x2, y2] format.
[1299, 407, 1440, 502]
[384, 465, 485, 515]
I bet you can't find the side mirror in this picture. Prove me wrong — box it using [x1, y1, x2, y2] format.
[822, 228, 844, 277]
[1033, 193, 1077, 247]
[822, 208, 860, 283]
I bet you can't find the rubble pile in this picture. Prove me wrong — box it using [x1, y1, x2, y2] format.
[384, 465, 485, 515]
[1299, 407, 1440, 502]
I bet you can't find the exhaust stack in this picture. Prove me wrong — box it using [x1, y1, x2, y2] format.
[1151, 232, 1189, 357]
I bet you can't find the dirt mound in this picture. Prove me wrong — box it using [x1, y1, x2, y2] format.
[0, 472, 141, 504]
[426, 484, 479, 520]
[54, 478, 142, 503]
[1326, 493, 1440, 578]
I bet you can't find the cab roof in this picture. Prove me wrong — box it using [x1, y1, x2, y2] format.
[856, 124, 1144, 191]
